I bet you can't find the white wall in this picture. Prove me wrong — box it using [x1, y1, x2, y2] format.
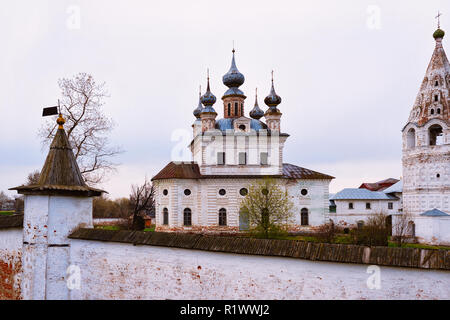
[0, 228, 22, 300]
[331, 199, 399, 226]
[69, 240, 450, 300]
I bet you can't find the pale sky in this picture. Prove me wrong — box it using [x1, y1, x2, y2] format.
[0, 0, 448, 199]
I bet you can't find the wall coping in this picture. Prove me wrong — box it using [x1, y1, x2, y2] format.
[69, 228, 450, 270]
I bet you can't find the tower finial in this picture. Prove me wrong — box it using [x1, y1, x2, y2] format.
[271, 70, 274, 84]
[232, 40, 235, 53]
[436, 11, 443, 29]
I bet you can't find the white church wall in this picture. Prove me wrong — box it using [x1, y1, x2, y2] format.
[68, 239, 450, 300]
[414, 216, 450, 245]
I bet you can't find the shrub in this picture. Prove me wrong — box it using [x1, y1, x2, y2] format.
[351, 213, 390, 246]
[315, 221, 337, 243]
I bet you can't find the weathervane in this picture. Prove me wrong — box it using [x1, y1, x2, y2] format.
[436, 11, 443, 29]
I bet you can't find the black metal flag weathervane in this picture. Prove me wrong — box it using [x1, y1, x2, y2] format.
[42, 99, 61, 117]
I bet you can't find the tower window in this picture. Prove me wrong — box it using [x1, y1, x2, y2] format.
[163, 189, 168, 196]
[241, 103, 244, 115]
[301, 189, 308, 196]
[234, 102, 238, 116]
[435, 81, 439, 86]
[406, 128, 416, 149]
[435, 95, 439, 102]
[239, 188, 248, 196]
[184, 189, 191, 196]
[437, 108, 441, 114]
[429, 124, 444, 145]
[238, 152, 247, 165]
[260, 152, 268, 165]
[239, 124, 246, 131]
[219, 189, 226, 196]
[227, 103, 231, 117]
[217, 152, 225, 165]
[219, 208, 227, 226]
[437, 174, 440, 178]
[431, 109, 434, 115]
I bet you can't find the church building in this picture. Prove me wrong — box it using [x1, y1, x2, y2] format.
[401, 25, 450, 245]
[152, 50, 334, 232]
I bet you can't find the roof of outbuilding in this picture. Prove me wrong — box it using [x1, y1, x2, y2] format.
[0, 214, 23, 229]
[420, 208, 449, 217]
[383, 180, 403, 194]
[152, 162, 334, 181]
[331, 188, 398, 200]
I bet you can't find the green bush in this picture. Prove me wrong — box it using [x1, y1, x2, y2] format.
[350, 213, 390, 246]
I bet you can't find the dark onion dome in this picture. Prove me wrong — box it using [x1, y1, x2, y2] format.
[249, 88, 264, 120]
[222, 49, 246, 99]
[433, 28, 445, 39]
[264, 73, 282, 108]
[193, 88, 203, 118]
[200, 72, 217, 107]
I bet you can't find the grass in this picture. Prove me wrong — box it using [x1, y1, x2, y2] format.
[388, 241, 450, 250]
[95, 224, 156, 232]
[0, 211, 15, 216]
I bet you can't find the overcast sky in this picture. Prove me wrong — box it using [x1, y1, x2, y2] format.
[0, 0, 448, 199]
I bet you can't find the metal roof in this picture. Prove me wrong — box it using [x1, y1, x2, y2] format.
[331, 188, 398, 200]
[383, 180, 403, 194]
[420, 208, 450, 217]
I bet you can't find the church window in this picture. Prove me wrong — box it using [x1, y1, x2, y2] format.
[429, 124, 443, 145]
[219, 189, 226, 196]
[163, 189, 168, 196]
[349, 203, 354, 210]
[241, 103, 244, 115]
[434, 95, 439, 102]
[184, 189, 191, 196]
[435, 81, 439, 86]
[239, 124, 246, 131]
[301, 189, 308, 196]
[227, 103, 231, 117]
[235, 102, 238, 116]
[301, 208, 309, 226]
[437, 173, 440, 178]
[239, 188, 248, 196]
[217, 152, 225, 165]
[183, 208, 192, 226]
[239, 152, 247, 165]
[431, 109, 434, 115]
[260, 152, 268, 165]
[388, 202, 393, 210]
[219, 208, 227, 226]
[406, 128, 416, 149]
[437, 108, 441, 114]
[366, 202, 371, 209]
[163, 208, 169, 225]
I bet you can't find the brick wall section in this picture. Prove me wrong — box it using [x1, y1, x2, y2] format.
[69, 228, 450, 270]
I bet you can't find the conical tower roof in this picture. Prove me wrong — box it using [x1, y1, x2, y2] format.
[10, 115, 105, 196]
[407, 28, 450, 126]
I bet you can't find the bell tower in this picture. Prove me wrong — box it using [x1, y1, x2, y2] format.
[401, 23, 450, 242]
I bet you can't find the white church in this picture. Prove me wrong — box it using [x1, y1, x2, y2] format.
[152, 50, 334, 232]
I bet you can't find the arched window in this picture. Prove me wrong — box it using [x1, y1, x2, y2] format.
[435, 95, 439, 102]
[234, 102, 238, 116]
[163, 208, 169, 225]
[183, 208, 192, 226]
[437, 108, 441, 114]
[240, 103, 244, 115]
[429, 124, 443, 145]
[406, 128, 416, 149]
[408, 221, 415, 237]
[227, 103, 231, 117]
[219, 208, 227, 226]
[431, 109, 434, 115]
[301, 208, 309, 226]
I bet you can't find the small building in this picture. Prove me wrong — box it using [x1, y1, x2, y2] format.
[329, 188, 400, 227]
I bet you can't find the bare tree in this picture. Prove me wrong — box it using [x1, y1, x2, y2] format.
[392, 211, 413, 247]
[39, 73, 122, 184]
[26, 170, 40, 185]
[129, 178, 155, 231]
[239, 178, 294, 239]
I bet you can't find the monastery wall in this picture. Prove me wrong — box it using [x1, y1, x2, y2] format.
[0, 227, 22, 300]
[66, 234, 449, 300]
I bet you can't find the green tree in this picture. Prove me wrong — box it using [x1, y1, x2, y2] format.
[239, 178, 294, 239]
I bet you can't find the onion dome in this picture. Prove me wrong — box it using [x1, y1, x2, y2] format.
[264, 71, 282, 111]
[200, 71, 217, 115]
[249, 88, 264, 120]
[193, 86, 203, 118]
[200, 71, 217, 107]
[222, 49, 246, 98]
[433, 28, 445, 39]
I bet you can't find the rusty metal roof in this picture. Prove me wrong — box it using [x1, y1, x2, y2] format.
[0, 214, 23, 229]
[152, 162, 334, 181]
[10, 127, 105, 197]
